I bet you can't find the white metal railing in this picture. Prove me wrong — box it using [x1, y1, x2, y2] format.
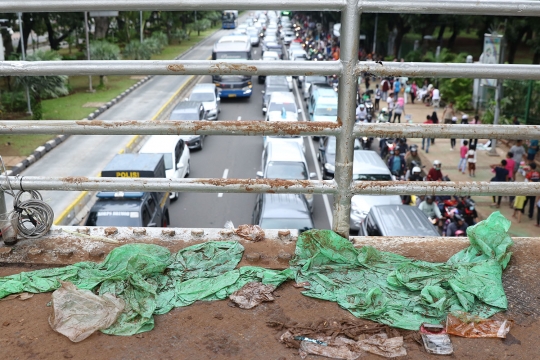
[2, 0, 539, 237]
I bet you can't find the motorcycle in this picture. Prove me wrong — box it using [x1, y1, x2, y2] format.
[380, 138, 396, 159]
[358, 90, 374, 114]
[360, 136, 372, 150]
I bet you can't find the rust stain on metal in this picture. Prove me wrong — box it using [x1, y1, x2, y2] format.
[104, 227, 118, 236]
[62, 176, 89, 184]
[304, 72, 314, 76]
[195, 178, 313, 190]
[185, 120, 340, 136]
[209, 62, 257, 74]
[167, 64, 185, 72]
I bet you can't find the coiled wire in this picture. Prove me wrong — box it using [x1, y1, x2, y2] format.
[1, 156, 54, 239]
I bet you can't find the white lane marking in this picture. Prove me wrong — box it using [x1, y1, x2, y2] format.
[292, 82, 333, 227]
[218, 168, 229, 198]
[237, 116, 242, 121]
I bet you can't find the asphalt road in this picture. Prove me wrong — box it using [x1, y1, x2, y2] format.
[168, 65, 333, 230]
[18, 23, 237, 218]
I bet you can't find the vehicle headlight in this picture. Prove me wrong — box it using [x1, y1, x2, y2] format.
[324, 163, 335, 172]
[286, 76, 292, 82]
[242, 86, 252, 91]
[304, 194, 313, 201]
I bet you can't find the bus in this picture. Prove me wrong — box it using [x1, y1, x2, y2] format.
[212, 36, 253, 98]
[222, 10, 238, 29]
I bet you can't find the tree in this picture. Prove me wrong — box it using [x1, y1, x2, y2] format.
[188, 19, 211, 36]
[15, 51, 69, 120]
[204, 11, 221, 28]
[42, 13, 84, 51]
[89, 41, 120, 88]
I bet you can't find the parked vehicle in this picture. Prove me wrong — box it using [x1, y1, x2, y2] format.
[262, 76, 290, 113]
[139, 135, 190, 200]
[258, 141, 315, 211]
[169, 101, 207, 150]
[262, 41, 283, 59]
[357, 205, 440, 236]
[349, 151, 403, 231]
[212, 36, 253, 98]
[188, 83, 220, 120]
[246, 27, 260, 47]
[258, 51, 281, 84]
[85, 154, 170, 227]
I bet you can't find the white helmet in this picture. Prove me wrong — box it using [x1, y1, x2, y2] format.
[359, 103, 365, 108]
[381, 107, 388, 113]
[412, 166, 421, 174]
[462, 114, 469, 120]
[433, 160, 441, 166]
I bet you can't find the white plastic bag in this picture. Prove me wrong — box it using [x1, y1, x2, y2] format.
[49, 281, 125, 342]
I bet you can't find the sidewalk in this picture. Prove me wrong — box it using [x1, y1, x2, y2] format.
[365, 85, 538, 237]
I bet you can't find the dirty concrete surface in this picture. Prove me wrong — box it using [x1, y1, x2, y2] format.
[0, 234, 538, 360]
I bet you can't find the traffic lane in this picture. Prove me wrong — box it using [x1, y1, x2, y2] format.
[20, 134, 133, 216]
[169, 74, 263, 228]
[169, 73, 332, 230]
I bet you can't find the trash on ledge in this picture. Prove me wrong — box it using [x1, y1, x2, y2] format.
[229, 281, 276, 309]
[420, 323, 453, 355]
[446, 312, 513, 338]
[235, 224, 265, 242]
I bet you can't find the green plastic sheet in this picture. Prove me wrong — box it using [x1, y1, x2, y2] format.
[290, 212, 513, 330]
[0, 241, 293, 335]
[0, 211, 512, 334]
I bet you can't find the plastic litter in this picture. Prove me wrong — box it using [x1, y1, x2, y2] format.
[229, 281, 276, 309]
[446, 312, 512, 338]
[49, 281, 125, 342]
[290, 212, 512, 330]
[235, 224, 265, 242]
[420, 323, 453, 355]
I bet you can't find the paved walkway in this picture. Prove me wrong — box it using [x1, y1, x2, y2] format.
[368, 86, 537, 237]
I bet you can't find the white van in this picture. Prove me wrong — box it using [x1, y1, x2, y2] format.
[139, 135, 190, 200]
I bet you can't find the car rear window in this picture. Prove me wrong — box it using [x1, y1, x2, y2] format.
[266, 161, 307, 179]
[86, 211, 141, 226]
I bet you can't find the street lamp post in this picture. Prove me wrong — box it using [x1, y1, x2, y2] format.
[18, 12, 32, 115]
[84, 11, 93, 92]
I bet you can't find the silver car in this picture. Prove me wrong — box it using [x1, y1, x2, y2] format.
[188, 83, 220, 120]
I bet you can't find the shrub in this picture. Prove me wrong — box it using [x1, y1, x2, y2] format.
[151, 31, 169, 47]
[1, 91, 28, 112]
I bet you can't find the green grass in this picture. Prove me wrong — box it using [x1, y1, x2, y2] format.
[3, 24, 221, 157]
[0, 134, 57, 157]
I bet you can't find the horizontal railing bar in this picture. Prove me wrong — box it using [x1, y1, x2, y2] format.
[2, 177, 337, 194]
[6, 60, 540, 81]
[356, 61, 540, 81]
[4, 0, 540, 16]
[350, 181, 540, 197]
[2, 177, 539, 196]
[0, 120, 341, 136]
[352, 123, 540, 140]
[1, 121, 538, 140]
[0, 0, 346, 12]
[0, 60, 342, 77]
[360, 0, 540, 16]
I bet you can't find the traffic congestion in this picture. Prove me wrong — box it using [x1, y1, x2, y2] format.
[81, 10, 476, 237]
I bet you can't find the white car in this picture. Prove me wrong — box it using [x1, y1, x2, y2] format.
[139, 135, 190, 200]
[263, 92, 304, 152]
[259, 51, 281, 84]
[188, 83, 221, 120]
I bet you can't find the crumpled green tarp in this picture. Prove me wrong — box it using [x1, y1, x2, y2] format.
[0, 241, 293, 335]
[0, 211, 512, 334]
[290, 211, 513, 330]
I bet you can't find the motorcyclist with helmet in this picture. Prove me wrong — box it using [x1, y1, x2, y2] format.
[406, 165, 424, 181]
[446, 213, 469, 237]
[405, 145, 423, 173]
[427, 160, 444, 181]
[377, 107, 390, 123]
[355, 103, 368, 123]
[419, 196, 442, 220]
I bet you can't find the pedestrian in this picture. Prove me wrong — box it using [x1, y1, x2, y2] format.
[442, 103, 455, 124]
[512, 116, 520, 125]
[525, 163, 540, 219]
[458, 140, 469, 174]
[512, 195, 526, 223]
[381, 78, 389, 101]
[431, 87, 440, 108]
[404, 81, 411, 104]
[431, 111, 439, 144]
[393, 97, 405, 123]
[374, 84, 381, 111]
[461, 114, 469, 124]
[490, 159, 510, 208]
[469, 115, 480, 149]
[422, 115, 433, 153]
[467, 148, 476, 177]
[510, 140, 526, 179]
[450, 116, 458, 150]
[411, 81, 418, 104]
[388, 147, 406, 178]
[387, 93, 395, 121]
[505, 152, 516, 181]
[393, 78, 401, 98]
[535, 197, 540, 227]
[518, 154, 531, 177]
[528, 139, 539, 161]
